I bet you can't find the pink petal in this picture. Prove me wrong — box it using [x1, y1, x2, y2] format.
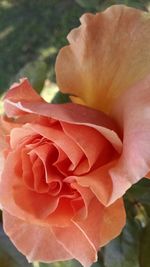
[4, 78, 45, 117]
[71, 182, 94, 220]
[61, 122, 115, 173]
[0, 150, 57, 224]
[11, 101, 122, 153]
[3, 79, 122, 154]
[76, 162, 113, 206]
[3, 210, 72, 262]
[109, 74, 150, 203]
[26, 123, 83, 169]
[52, 223, 97, 267]
[45, 198, 75, 227]
[99, 198, 126, 246]
[73, 197, 125, 249]
[52, 197, 125, 267]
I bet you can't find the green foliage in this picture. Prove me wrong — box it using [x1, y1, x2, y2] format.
[75, 0, 149, 11]
[38, 259, 103, 267]
[125, 178, 150, 204]
[0, 0, 84, 93]
[140, 222, 150, 267]
[14, 60, 48, 93]
[103, 219, 141, 267]
[0, 223, 31, 267]
[39, 260, 81, 267]
[75, 0, 101, 10]
[51, 91, 71, 104]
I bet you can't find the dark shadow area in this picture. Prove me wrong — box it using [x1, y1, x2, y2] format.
[0, 0, 86, 92]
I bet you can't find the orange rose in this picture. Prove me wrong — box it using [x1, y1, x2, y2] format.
[1, 4, 150, 267]
[0, 79, 125, 266]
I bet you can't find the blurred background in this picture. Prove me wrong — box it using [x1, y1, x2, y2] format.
[0, 0, 150, 96]
[1, 0, 150, 267]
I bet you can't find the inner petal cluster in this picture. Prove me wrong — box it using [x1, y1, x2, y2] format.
[8, 118, 116, 224]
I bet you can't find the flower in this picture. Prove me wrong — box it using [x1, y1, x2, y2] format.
[1, 4, 150, 267]
[0, 79, 125, 267]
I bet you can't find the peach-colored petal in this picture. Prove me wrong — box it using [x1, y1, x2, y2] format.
[3, 79, 122, 154]
[76, 162, 113, 206]
[10, 126, 36, 149]
[45, 198, 75, 227]
[0, 148, 75, 227]
[99, 198, 126, 246]
[0, 119, 7, 179]
[13, 183, 60, 219]
[0, 149, 49, 224]
[61, 122, 115, 173]
[3, 79, 118, 129]
[56, 5, 150, 113]
[52, 223, 97, 267]
[3, 211, 72, 262]
[4, 78, 45, 117]
[26, 123, 83, 169]
[71, 182, 94, 220]
[109, 74, 150, 203]
[73, 197, 125, 249]
[52, 198, 125, 267]
[12, 101, 122, 153]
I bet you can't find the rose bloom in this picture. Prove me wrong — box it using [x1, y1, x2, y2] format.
[0, 79, 125, 267]
[1, 4, 150, 267]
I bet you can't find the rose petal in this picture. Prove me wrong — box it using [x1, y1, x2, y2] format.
[4, 79, 122, 153]
[13, 101, 122, 153]
[99, 198, 126, 246]
[56, 5, 150, 113]
[0, 150, 59, 224]
[76, 162, 113, 206]
[71, 182, 94, 220]
[26, 123, 83, 170]
[45, 198, 75, 227]
[10, 126, 36, 149]
[3, 79, 118, 129]
[13, 184, 59, 219]
[3, 210, 72, 262]
[73, 197, 125, 249]
[52, 223, 97, 267]
[109, 74, 150, 203]
[4, 78, 44, 117]
[61, 122, 114, 173]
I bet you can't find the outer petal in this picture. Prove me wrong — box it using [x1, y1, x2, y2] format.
[56, 5, 150, 113]
[109, 74, 150, 203]
[4, 78, 45, 117]
[3, 210, 72, 262]
[53, 198, 125, 267]
[3, 79, 122, 153]
[73, 197, 125, 249]
[52, 223, 97, 267]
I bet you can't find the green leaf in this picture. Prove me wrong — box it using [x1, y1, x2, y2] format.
[0, 223, 31, 267]
[38, 260, 81, 267]
[76, 0, 149, 11]
[103, 219, 141, 267]
[140, 222, 150, 267]
[51, 91, 71, 104]
[75, 0, 100, 10]
[125, 178, 150, 204]
[13, 60, 48, 94]
[38, 259, 103, 267]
